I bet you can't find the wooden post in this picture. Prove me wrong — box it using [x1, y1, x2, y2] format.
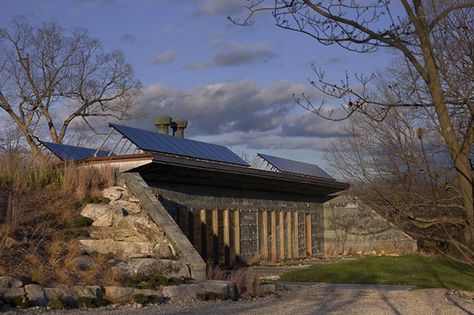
[199, 209, 207, 260]
[305, 213, 313, 256]
[271, 210, 277, 262]
[279, 210, 284, 261]
[188, 208, 194, 246]
[223, 208, 230, 265]
[262, 209, 268, 260]
[293, 211, 299, 258]
[233, 210, 240, 263]
[286, 211, 292, 259]
[212, 208, 219, 264]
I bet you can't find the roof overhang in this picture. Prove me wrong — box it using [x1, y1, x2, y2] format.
[134, 154, 349, 197]
[78, 153, 349, 197]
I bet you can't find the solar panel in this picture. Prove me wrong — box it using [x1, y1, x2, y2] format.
[258, 153, 335, 180]
[41, 141, 112, 161]
[110, 124, 250, 167]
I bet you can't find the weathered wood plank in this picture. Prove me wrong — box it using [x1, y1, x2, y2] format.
[262, 209, 268, 260]
[271, 210, 277, 262]
[279, 210, 284, 261]
[223, 208, 230, 265]
[199, 208, 207, 260]
[306, 213, 313, 256]
[233, 209, 240, 263]
[293, 211, 299, 258]
[212, 208, 219, 264]
[286, 210, 292, 259]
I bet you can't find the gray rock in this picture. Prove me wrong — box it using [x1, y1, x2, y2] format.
[104, 286, 163, 304]
[69, 285, 102, 299]
[44, 286, 102, 305]
[0, 287, 25, 299]
[92, 208, 124, 227]
[118, 217, 166, 242]
[104, 286, 139, 304]
[162, 284, 205, 301]
[90, 226, 149, 243]
[128, 197, 140, 203]
[201, 280, 236, 300]
[102, 187, 127, 201]
[44, 287, 73, 302]
[81, 204, 117, 221]
[72, 255, 96, 271]
[110, 200, 141, 214]
[110, 258, 191, 278]
[0, 276, 23, 288]
[79, 239, 172, 259]
[25, 284, 47, 306]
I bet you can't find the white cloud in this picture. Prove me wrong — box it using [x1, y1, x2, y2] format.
[185, 41, 277, 69]
[149, 51, 176, 65]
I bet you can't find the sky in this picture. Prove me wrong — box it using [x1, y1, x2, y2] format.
[0, 0, 398, 171]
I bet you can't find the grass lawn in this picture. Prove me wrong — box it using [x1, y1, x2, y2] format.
[280, 255, 474, 291]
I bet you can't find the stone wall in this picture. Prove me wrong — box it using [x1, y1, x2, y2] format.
[78, 185, 192, 279]
[149, 182, 326, 262]
[322, 196, 418, 255]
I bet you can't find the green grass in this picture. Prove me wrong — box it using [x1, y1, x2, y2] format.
[280, 255, 474, 291]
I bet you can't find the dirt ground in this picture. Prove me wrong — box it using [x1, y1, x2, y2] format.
[9, 284, 474, 315]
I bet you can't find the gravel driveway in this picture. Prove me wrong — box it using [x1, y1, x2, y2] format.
[8, 284, 474, 315]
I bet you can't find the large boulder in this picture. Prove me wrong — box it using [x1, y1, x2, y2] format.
[25, 284, 47, 306]
[104, 286, 162, 304]
[0, 287, 26, 300]
[92, 208, 125, 227]
[201, 280, 236, 300]
[102, 187, 127, 201]
[162, 284, 205, 301]
[0, 276, 23, 288]
[110, 200, 141, 215]
[89, 226, 150, 243]
[44, 286, 102, 306]
[109, 258, 190, 279]
[79, 239, 173, 259]
[81, 204, 119, 221]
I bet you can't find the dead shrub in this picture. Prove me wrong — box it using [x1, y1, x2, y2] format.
[229, 267, 262, 297]
[206, 265, 226, 280]
[0, 153, 119, 287]
[247, 252, 263, 266]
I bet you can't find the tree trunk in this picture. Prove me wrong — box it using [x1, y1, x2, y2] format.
[413, 6, 474, 245]
[456, 153, 474, 243]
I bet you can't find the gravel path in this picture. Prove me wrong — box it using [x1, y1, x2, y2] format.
[8, 284, 474, 315]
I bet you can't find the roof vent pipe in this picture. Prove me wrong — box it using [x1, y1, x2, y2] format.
[171, 118, 188, 138]
[154, 115, 172, 135]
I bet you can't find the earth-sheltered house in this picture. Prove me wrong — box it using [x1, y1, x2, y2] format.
[40, 116, 415, 280]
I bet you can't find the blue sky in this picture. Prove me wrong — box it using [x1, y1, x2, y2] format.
[0, 0, 397, 170]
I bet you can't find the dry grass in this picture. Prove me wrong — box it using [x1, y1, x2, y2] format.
[0, 152, 117, 286]
[207, 265, 262, 298]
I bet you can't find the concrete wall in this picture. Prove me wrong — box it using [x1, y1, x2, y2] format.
[147, 181, 326, 263]
[322, 196, 418, 255]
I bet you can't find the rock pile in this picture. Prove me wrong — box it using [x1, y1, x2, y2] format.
[0, 276, 237, 309]
[79, 186, 190, 279]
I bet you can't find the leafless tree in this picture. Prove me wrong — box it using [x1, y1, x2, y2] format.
[233, 0, 474, 244]
[0, 17, 141, 159]
[327, 109, 473, 262]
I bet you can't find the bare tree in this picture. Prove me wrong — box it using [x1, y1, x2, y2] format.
[0, 17, 141, 159]
[233, 0, 474, 243]
[327, 109, 473, 262]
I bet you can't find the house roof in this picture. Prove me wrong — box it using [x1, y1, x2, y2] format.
[40, 123, 349, 196]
